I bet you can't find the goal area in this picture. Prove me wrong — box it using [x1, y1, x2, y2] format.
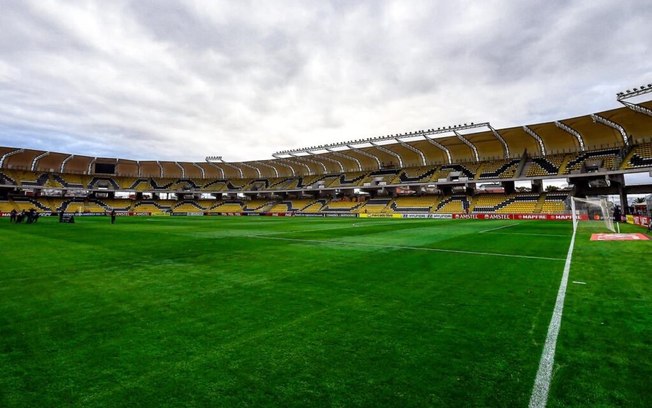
[568, 196, 616, 233]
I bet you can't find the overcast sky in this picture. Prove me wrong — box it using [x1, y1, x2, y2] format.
[0, 0, 650, 162]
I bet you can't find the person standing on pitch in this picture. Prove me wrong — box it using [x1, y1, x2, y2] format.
[110, 209, 116, 224]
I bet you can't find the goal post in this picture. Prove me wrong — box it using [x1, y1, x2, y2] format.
[568, 196, 615, 233]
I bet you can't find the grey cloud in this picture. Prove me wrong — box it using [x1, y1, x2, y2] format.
[0, 0, 650, 162]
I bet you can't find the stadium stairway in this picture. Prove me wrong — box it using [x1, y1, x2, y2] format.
[557, 155, 573, 175]
[301, 199, 328, 213]
[534, 194, 546, 213]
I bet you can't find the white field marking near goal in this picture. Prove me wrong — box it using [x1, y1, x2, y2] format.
[478, 222, 520, 234]
[572, 281, 586, 285]
[246, 235, 565, 262]
[529, 226, 576, 408]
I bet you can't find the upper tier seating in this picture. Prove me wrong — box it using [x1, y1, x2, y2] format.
[477, 159, 521, 179]
[524, 154, 572, 177]
[394, 166, 439, 183]
[564, 148, 622, 173]
[622, 142, 652, 169]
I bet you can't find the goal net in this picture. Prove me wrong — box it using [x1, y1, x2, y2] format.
[568, 196, 615, 233]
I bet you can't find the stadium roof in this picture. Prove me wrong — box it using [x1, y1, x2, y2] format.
[1, 98, 651, 179]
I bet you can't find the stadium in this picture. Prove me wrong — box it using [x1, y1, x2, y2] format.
[2, 89, 652, 407]
[2, 91, 652, 221]
[2, 2, 652, 408]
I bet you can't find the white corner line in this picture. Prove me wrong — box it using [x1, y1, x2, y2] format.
[529, 227, 577, 407]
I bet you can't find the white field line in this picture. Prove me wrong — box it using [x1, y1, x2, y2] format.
[245, 235, 565, 262]
[241, 221, 408, 237]
[529, 226, 577, 407]
[484, 232, 568, 237]
[478, 222, 520, 234]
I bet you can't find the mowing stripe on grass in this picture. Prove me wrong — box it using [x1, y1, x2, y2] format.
[245, 235, 565, 262]
[478, 223, 520, 234]
[529, 226, 576, 407]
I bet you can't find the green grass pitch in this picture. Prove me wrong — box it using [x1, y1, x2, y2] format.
[1, 216, 650, 407]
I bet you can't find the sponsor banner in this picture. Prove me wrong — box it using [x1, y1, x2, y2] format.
[453, 213, 508, 220]
[404, 213, 453, 219]
[325, 213, 358, 218]
[203, 212, 251, 216]
[359, 213, 403, 218]
[130, 212, 153, 216]
[294, 213, 325, 217]
[630, 215, 651, 228]
[590, 233, 649, 241]
[453, 213, 580, 221]
[171, 212, 188, 216]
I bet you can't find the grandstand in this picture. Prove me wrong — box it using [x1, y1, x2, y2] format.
[1, 96, 652, 219]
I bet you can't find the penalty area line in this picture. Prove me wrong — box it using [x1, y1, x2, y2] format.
[244, 235, 564, 262]
[529, 227, 577, 407]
